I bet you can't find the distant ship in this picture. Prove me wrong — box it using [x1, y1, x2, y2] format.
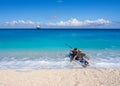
[36, 25, 41, 29]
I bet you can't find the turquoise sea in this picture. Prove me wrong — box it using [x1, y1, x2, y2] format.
[0, 29, 120, 69]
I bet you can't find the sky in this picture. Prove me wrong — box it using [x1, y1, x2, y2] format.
[0, 0, 120, 28]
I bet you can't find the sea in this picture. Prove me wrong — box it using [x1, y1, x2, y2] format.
[0, 28, 120, 70]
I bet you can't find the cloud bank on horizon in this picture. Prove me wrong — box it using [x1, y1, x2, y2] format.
[0, 18, 114, 28]
[47, 18, 111, 27]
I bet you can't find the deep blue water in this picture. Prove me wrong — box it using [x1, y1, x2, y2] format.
[0, 28, 120, 69]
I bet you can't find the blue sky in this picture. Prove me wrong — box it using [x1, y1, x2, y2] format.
[0, 0, 120, 28]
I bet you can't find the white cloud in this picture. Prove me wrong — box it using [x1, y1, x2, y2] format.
[47, 18, 111, 27]
[0, 18, 113, 28]
[4, 20, 41, 26]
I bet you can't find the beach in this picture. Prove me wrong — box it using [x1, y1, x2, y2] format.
[0, 0, 120, 85]
[0, 68, 120, 86]
[0, 29, 120, 86]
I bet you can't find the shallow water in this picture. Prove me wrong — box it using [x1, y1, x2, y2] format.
[0, 29, 120, 69]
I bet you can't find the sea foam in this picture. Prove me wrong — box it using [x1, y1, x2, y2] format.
[0, 49, 120, 69]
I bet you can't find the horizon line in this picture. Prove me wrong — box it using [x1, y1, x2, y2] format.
[0, 28, 120, 29]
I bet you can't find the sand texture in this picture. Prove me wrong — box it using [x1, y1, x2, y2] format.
[0, 68, 120, 86]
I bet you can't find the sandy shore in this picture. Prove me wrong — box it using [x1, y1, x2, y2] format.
[0, 68, 120, 86]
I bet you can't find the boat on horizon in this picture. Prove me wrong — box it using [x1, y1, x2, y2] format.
[36, 25, 41, 29]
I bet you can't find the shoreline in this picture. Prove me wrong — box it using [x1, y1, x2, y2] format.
[0, 68, 120, 86]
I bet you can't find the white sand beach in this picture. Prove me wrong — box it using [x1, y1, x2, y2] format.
[0, 68, 120, 86]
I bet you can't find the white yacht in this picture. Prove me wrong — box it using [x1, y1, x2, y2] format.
[36, 25, 41, 29]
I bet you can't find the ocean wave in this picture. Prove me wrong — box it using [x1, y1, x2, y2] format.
[0, 49, 120, 69]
